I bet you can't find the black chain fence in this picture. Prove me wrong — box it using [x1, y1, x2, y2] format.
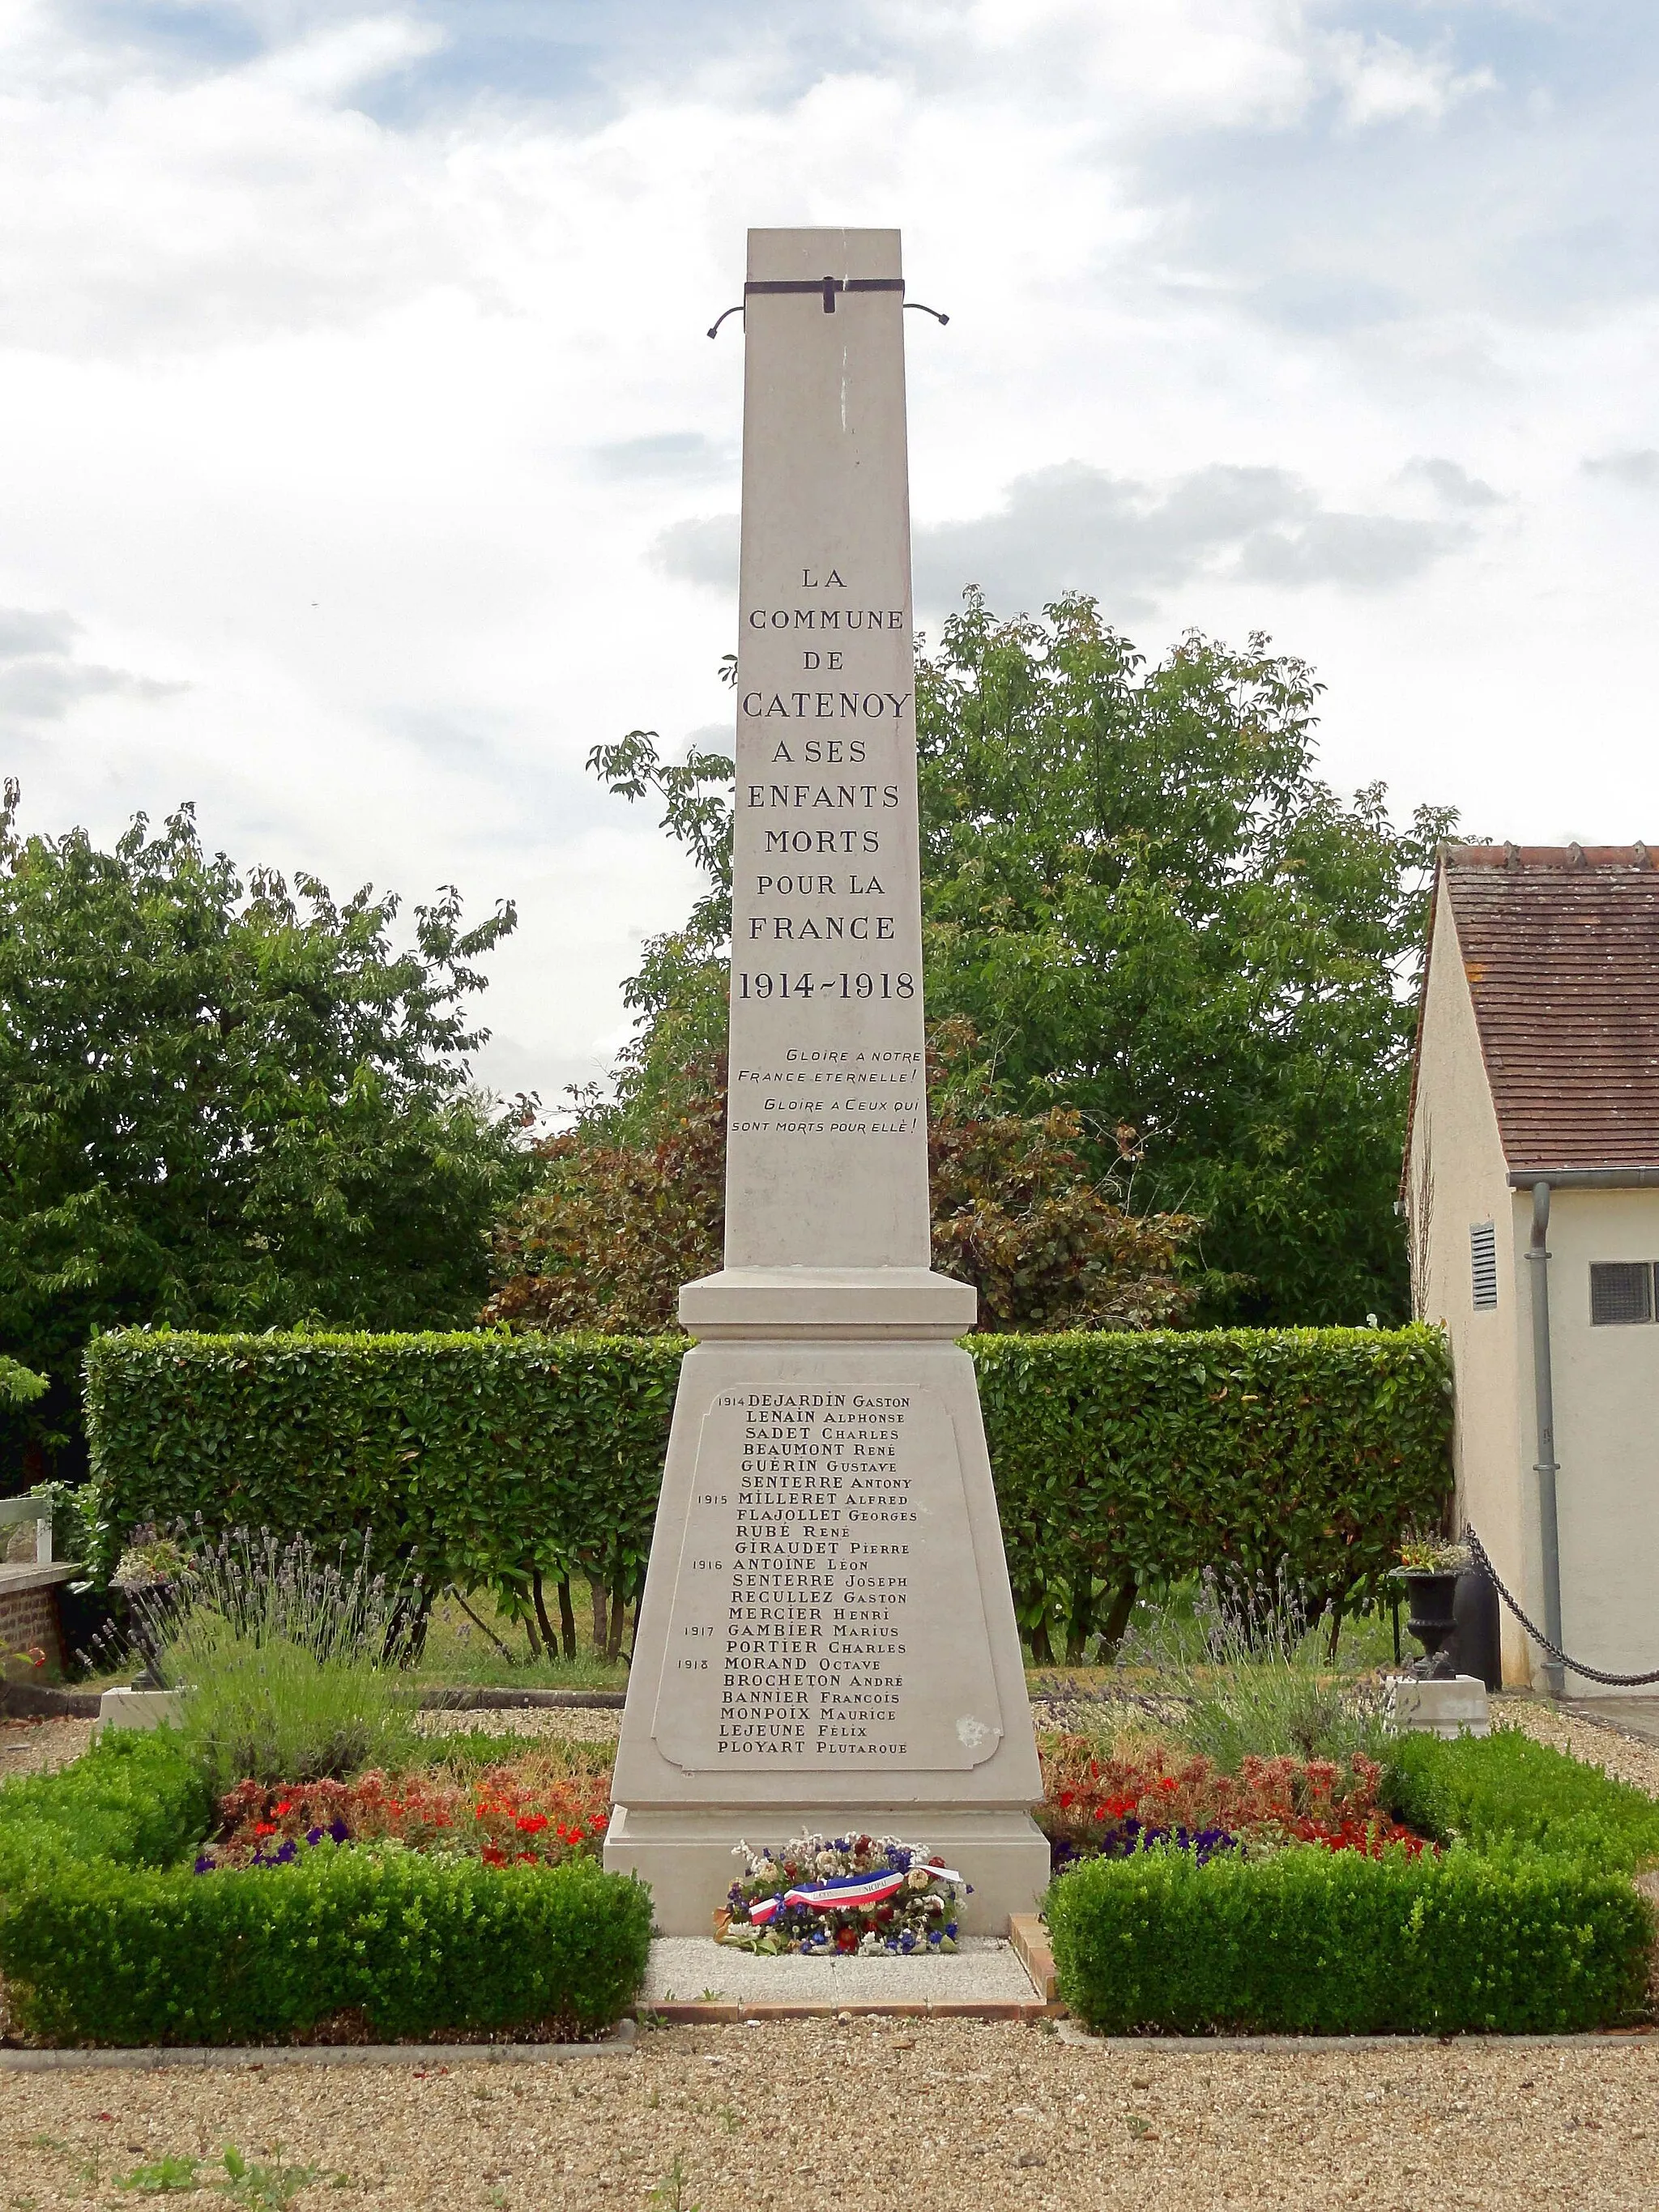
[1465, 1524, 1659, 1689]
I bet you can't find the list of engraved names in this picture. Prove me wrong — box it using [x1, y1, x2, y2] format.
[650, 1387, 1002, 1773]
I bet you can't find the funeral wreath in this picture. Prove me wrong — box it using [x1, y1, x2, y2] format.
[721, 1832, 968, 1954]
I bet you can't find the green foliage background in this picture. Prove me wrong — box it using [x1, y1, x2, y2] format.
[86, 1323, 1451, 1652]
[0, 783, 526, 1483]
[589, 598, 1459, 1326]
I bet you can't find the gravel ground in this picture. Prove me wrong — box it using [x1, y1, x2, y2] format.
[0, 1715, 94, 1779]
[1497, 1697, 1659, 1795]
[6, 1690, 1659, 2208]
[6, 2020, 1659, 2209]
[413, 1707, 622, 1746]
[644, 1935, 1035, 2005]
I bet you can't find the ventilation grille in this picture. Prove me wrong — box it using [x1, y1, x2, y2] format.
[1591, 1261, 1654, 1327]
[1469, 1222, 1498, 1311]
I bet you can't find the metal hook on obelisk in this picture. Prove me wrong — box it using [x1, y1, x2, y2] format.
[706, 284, 949, 339]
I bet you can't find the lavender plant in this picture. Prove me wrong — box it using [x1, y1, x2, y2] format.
[1115, 1562, 1389, 1772]
[142, 1526, 422, 1788]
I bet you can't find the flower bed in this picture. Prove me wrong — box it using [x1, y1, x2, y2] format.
[196, 1763, 611, 1872]
[723, 1834, 968, 1955]
[1044, 1727, 1659, 2035]
[0, 1729, 647, 2045]
[1038, 1735, 1428, 1868]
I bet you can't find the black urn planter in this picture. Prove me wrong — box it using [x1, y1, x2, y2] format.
[1401, 1569, 1461, 1679]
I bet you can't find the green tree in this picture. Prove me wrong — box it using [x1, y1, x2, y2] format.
[587, 594, 1456, 1326]
[914, 593, 1456, 1322]
[485, 1035, 1197, 1335]
[0, 782, 525, 1482]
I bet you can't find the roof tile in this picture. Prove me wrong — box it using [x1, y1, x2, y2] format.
[1440, 843, 1659, 1172]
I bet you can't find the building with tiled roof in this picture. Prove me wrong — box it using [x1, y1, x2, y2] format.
[1405, 843, 1659, 1691]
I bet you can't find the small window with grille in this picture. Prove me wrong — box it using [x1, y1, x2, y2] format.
[1469, 1222, 1498, 1311]
[1590, 1261, 1654, 1326]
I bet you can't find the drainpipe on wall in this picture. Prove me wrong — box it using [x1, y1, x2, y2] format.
[1526, 1179, 1566, 1698]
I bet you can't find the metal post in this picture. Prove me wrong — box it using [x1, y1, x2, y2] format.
[1526, 1180, 1566, 1696]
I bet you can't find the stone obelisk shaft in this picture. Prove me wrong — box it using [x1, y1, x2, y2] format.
[724, 227, 928, 1271]
[605, 229, 1047, 1933]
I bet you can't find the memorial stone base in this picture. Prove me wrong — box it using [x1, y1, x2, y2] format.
[605, 1324, 1050, 1937]
[605, 1807, 1049, 1937]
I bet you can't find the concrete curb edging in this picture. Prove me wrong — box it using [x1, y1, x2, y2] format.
[1052, 2022, 1659, 2051]
[638, 2000, 1059, 2024]
[0, 2022, 637, 2072]
[2, 1684, 629, 1722]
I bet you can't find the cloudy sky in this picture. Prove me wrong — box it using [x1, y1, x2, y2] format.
[2, 2, 1654, 1102]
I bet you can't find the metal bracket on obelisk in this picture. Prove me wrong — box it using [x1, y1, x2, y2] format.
[605, 227, 1047, 1937]
[707, 279, 949, 339]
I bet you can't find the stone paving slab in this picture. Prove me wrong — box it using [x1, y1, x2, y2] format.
[642, 1934, 1043, 2016]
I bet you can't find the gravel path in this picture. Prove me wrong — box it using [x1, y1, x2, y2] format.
[413, 1707, 623, 1745]
[0, 1715, 94, 1779]
[7, 1689, 1659, 2206]
[1498, 1696, 1659, 1795]
[6, 2020, 1659, 2209]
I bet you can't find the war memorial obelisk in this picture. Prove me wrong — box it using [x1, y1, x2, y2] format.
[605, 228, 1047, 1933]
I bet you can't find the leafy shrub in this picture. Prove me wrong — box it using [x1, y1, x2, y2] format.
[145, 1528, 421, 1792]
[1045, 1844, 1653, 2035]
[1384, 1727, 1659, 1873]
[0, 1848, 652, 2045]
[1113, 1563, 1391, 1769]
[0, 1731, 210, 1892]
[978, 1326, 1451, 1656]
[83, 1330, 682, 1624]
[86, 1327, 1450, 1659]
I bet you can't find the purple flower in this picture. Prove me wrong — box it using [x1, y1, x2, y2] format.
[306, 1826, 324, 1846]
[328, 1818, 348, 1843]
[193, 1854, 216, 1875]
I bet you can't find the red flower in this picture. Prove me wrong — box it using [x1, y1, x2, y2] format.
[514, 1813, 549, 1835]
[480, 1844, 507, 1867]
[253, 1822, 277, 1838]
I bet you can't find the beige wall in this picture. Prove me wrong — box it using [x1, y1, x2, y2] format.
[1533, 1187, 1659, 1691]
[1407, 872, 1531, 1684]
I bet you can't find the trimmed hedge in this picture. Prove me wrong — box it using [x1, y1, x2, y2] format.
[84, 1325, 1451, 1648]
[1044, 1844, 1653, 2035]
[84, 1329, 684, 1618]
[1384, 1727, 1659, 1873]
[0, 1730, 211, 1891]
[0, 1849, 653, 2046]
[975, 1326, 1451, 1649]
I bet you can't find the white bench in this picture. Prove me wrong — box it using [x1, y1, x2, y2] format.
[0, 1493, 55, 1565]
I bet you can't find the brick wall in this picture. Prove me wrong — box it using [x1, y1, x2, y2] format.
[0, 1582, 64, 1673]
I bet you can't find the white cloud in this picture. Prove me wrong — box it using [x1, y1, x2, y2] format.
[1400, 457, 1503, 509]
[1324, 31, 1496, 128]
[0, 1, 1653, 1100]
[907, 462, 1470, 613]
[0, 605, 185, 722]
[1584, 450, 1659, 490]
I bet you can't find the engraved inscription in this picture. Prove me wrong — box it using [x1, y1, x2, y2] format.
[650, 1387, 1002, 1771]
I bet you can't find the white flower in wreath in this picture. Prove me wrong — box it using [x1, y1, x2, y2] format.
[906, 1868, 932, 1890]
